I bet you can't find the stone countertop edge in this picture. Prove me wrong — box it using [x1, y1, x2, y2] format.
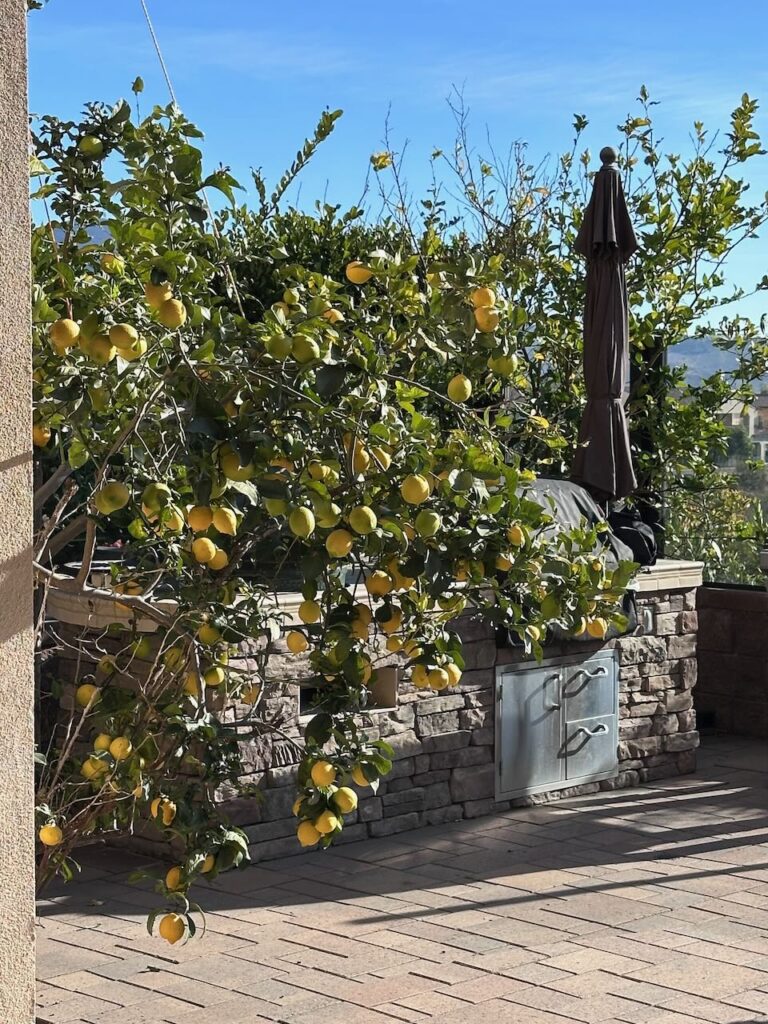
[632, 558, 704, 594]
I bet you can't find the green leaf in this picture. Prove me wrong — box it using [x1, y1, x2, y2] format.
[67, 439, 89, 470]
[304, 712, 333, 746]
[314, 363, 348, 398]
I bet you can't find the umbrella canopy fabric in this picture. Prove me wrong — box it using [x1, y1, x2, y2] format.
[571, 146, 638, 502]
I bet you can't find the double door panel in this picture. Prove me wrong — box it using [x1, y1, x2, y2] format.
[496, 650, 618, 799]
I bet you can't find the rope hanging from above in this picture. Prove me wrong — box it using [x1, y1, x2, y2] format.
[137, 0, 245, 316]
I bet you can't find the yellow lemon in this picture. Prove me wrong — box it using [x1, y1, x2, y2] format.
[352, 446, 371, 475]
[353, 603, 373, 626]
[94, 481, 130, 515]
[322, 308, 344, 324]
[157, 298, 187, 329]
[447, 373, 472, 403]
[365, 571, 393, 597]
[495, 553, 513, 571]
[298, 600, 321, 624]
[203, 666, 226, 687]
[428, 668, 450, 690]
[100, 252, 124, 275]
[75, 683, 100, 709]
[572, 617, 587, 637]
[201, 854, 216, 873]
[109, 737, 133, 760]
[414, 509, 442, 537]
[142, 483, 172, 512]
[81, 756, 107, 779]
[289, 507, 315, 539]
[93, 733, 112, 752]
[264, 497, 289, 517]
[444, 663, 462, 686]
[488, 353, 519, 376]
[292, 336, 320, 363]
[474, 307, 500, 333]
[326, 529, 354, 558]
[411, 664, 429, 688]
[161, 800, 177, 826]
[158, 913, 185, 945]
[292, 797, 304, 816]
[351, 764, 370, 787]
[370, 446, 392, 471]
[163, 646, 186, 671]
[400, 474, 430, 505]
[220, 448, 256, 481]
[381, 607, 402, 634]
[385, 636, 402, 653]
[454, 559, 470, 582]
[212, 507, 237, 535]
[186, 505, 212, 532]
[586, 617, 608, 639]
[286, 630, 308, 654]
[310, 760, 337, 787]
[109, 323, 138, 349]
[165, 866, 184, 891]
[297, 821, 321, 847]
[88, 334, 117, 364]
[314, 810, 340, 835]
[38, 824, 63, 847]
[198, 622, 221, 645]
[345, 261, 373, 284]
[33, 423, 52, 447]
[332, 787, 358, 814]
[507, 523, 525, 547]
[192, 537, 217, 564]
[209, 548, 229, 571]
[264, 333, 293, 359]
[308, 460, 331, 481]
[470, 286, 497, 308]
[348, 506, 377, 535]
[162, 507, 184, 532]
[49, 318, 80, 350]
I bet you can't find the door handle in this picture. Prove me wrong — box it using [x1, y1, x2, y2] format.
[569, 665, 608, 683]
[543, 673, 561, 711]
[573, 723, 608, 739]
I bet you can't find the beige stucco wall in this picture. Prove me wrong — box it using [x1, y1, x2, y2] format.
[0, 1, 36, 1021]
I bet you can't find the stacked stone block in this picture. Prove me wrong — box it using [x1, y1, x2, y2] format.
[49, 578, 701, 863]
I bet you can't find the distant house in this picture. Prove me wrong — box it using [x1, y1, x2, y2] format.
[717, 398, 768, 462]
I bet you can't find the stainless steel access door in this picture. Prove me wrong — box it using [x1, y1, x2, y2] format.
[496, 650, 619, 800]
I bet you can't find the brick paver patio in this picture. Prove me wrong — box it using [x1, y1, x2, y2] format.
[36, 736, 768, 1024]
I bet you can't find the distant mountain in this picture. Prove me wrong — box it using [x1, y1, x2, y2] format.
[667, 336, 741, 385]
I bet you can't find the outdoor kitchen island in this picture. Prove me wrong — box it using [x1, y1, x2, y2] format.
[225, 557, 704, 862]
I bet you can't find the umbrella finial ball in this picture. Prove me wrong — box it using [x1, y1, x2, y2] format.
[600, 146, 618, 166]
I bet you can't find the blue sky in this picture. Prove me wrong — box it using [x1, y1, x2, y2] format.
[29, 0, 768, 321]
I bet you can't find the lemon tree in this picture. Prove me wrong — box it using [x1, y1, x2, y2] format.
[32, 96, 631, 942]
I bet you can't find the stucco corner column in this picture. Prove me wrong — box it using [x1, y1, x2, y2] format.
[0, 1, 36, 1021]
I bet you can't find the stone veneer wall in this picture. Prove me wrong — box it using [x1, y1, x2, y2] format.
[696, 584, 768, 738]
[51, 567, 702, 864]
[228, 576, 701, 863]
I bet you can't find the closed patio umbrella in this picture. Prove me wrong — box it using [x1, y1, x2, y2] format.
[571, 146, 638, 503]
